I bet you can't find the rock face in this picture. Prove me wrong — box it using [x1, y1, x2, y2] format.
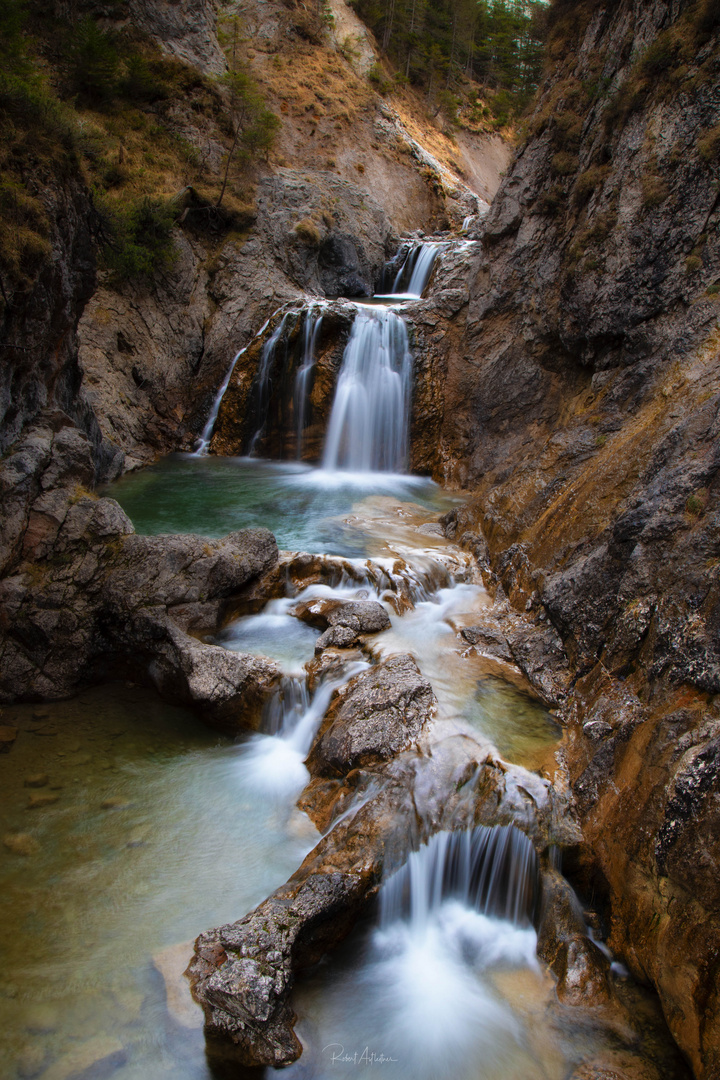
[306, 654, 434, 773]
[406, 3, 720, 1075]
[0, 416, 280, 728]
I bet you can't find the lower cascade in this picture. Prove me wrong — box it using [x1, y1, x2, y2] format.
[322, 307, 412, 472]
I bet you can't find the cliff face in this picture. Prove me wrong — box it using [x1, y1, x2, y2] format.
[415, 1, 720, 1074]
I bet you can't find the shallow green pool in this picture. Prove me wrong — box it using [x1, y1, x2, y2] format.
[104, 455, 455, 556]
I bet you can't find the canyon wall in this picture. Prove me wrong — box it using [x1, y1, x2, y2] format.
[411, 1, 720, 1074]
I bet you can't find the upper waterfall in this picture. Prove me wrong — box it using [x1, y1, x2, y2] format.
[322, 306, 412, 473]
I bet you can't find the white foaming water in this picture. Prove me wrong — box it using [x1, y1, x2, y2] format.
[322, 308, 412, 473]
[461, 215, 474, 231]
[283, 827, 541, 1080]
[234, 662, 368, 803]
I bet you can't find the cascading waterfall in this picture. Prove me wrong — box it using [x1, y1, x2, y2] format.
[294, 305, 323, 458]
[247, 311, 295, 456]
[390, 241, 443, 298]
[233, 661, 369, 800]
[379, 825, 538, 930]
[461, 215, 474, 232]
[193, 316, 273, 456]
[322, 307, 412, 473]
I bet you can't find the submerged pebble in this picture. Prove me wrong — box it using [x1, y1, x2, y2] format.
[3, 833, 41, 856]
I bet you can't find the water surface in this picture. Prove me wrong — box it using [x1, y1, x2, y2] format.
[105, 456, 454, 556]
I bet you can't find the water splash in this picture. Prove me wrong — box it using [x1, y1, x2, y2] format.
[233, 661, 368, 802]
[322, 308, 412, 473]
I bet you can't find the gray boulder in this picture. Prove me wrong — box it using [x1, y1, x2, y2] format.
[307, 654, 435, 774]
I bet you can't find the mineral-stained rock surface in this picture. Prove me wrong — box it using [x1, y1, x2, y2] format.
[400, 2, 720, 1073]
[292, 595, 392, 652]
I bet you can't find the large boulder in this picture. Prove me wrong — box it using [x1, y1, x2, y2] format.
[306, 653, 434, 774]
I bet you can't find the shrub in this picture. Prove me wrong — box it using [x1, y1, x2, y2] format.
[698, 124, 720, 164]
[551, 151, 579, 176]
[99, 195, 178, 281]
[537, 184, 565, 215]
[685, 255, 702, 274]
[686, 489, 709, 516]
[573, 165, 609, 206]
[641, 175, 669, 208]
[294, 217, 321, 245]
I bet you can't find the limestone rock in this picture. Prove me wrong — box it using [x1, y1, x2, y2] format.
[306, 654, 435, 774]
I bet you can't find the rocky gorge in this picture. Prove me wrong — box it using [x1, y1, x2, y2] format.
[1, 0, 720, 1079]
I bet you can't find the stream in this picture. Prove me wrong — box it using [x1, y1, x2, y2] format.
[0, 239, 687, 1080]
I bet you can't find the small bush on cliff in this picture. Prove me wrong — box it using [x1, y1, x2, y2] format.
[573, 165, 609, 207]
[98, 195, 178, 282]
[698, 124, 720, 164]
[294, 217, 322, 245]
[641, 175, 669, 209]
[551, 151, 579, 177]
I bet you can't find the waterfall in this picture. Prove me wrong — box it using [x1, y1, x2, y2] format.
[233, 661, 369, 800]
[461, 215, 474, 232]
[390, 242, 441, 298]
[247, 312, 294, 456]
[379, 825, 538, 931]
[193, 311, 282, 455]
[294, 305, 323, 458]
[322, 307, 412, 473]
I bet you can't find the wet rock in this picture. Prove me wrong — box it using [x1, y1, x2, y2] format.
[149, 629, 281, 735]
[297, 598, 391, 653]
[307, 654, 435, 774]
[555, 934, 613, 1008]
[0, 725, 18, 752]
[0, 442, 281, 733]
[39, 1034, 127, 1080]
[583, 721, 613, 741]
[3, 833, 40, 856]
[314, 625, 358, 652]
[568, 1054, 662, 1080]
[24, 774, 49, 788]
[460, 624, 512, 661]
